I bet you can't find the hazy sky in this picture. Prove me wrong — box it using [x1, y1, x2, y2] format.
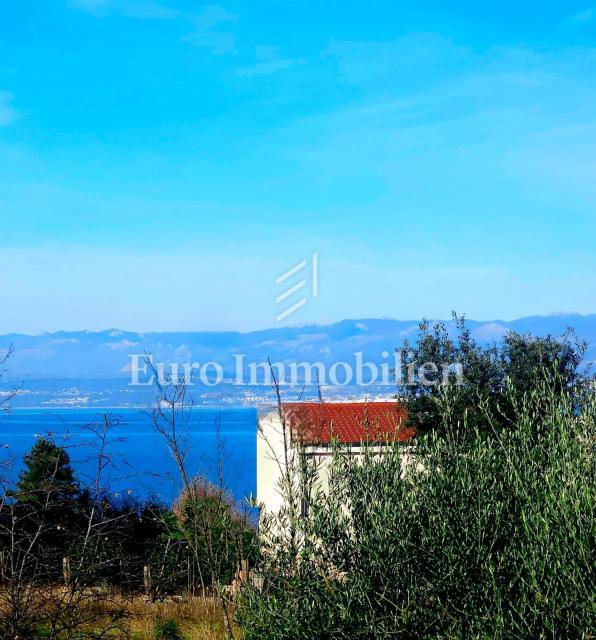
[1, 1, 595, 333]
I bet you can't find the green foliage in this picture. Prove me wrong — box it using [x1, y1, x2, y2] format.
[400, 313, 587, 437]
[173, 478, 257, 586]
[17, 437, 79, 505]
[153, 617, 184, 640]
[238, 376, 595, 639]
[10, 438, 81, 567]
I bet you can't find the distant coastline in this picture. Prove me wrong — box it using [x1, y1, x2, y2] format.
[1, 314, 594, 409]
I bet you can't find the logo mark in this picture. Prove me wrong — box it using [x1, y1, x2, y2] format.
[275, 252, 319, 322]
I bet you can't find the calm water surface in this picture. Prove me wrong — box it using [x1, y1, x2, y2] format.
[0, 408, 257, 505]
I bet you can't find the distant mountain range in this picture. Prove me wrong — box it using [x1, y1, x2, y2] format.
[2, 314, 595, 382]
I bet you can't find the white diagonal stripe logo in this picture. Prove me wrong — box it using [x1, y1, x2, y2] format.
[275, 253, 318, 323]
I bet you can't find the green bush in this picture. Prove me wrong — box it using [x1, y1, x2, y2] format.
[153, 618, 184, 640]
[238, 379, 595, 639]
[399, 314, 586, 438]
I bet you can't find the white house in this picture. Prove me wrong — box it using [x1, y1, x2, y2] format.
[257, 401, 415, 517]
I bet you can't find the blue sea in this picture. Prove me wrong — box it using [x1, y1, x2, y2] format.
[0, 408, 257, 506]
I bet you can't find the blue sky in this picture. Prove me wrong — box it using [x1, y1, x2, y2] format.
[1, 1, 595, 333]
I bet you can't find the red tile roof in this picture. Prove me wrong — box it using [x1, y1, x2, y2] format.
[282, 401, 413, 446]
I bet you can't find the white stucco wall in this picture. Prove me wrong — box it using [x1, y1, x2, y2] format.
[256, 409, 288, 516]
[257, 409, 420, 520]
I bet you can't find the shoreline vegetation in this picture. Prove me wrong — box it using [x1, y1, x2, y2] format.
[0, 319, 594, 639]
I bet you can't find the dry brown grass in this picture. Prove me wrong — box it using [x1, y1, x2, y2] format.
[126, 595, 238, 640]
[0, 587, 239, 639]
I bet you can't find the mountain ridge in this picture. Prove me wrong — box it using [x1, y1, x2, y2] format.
[4, 311, 594, 339]
[1, 314, 594, 381]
